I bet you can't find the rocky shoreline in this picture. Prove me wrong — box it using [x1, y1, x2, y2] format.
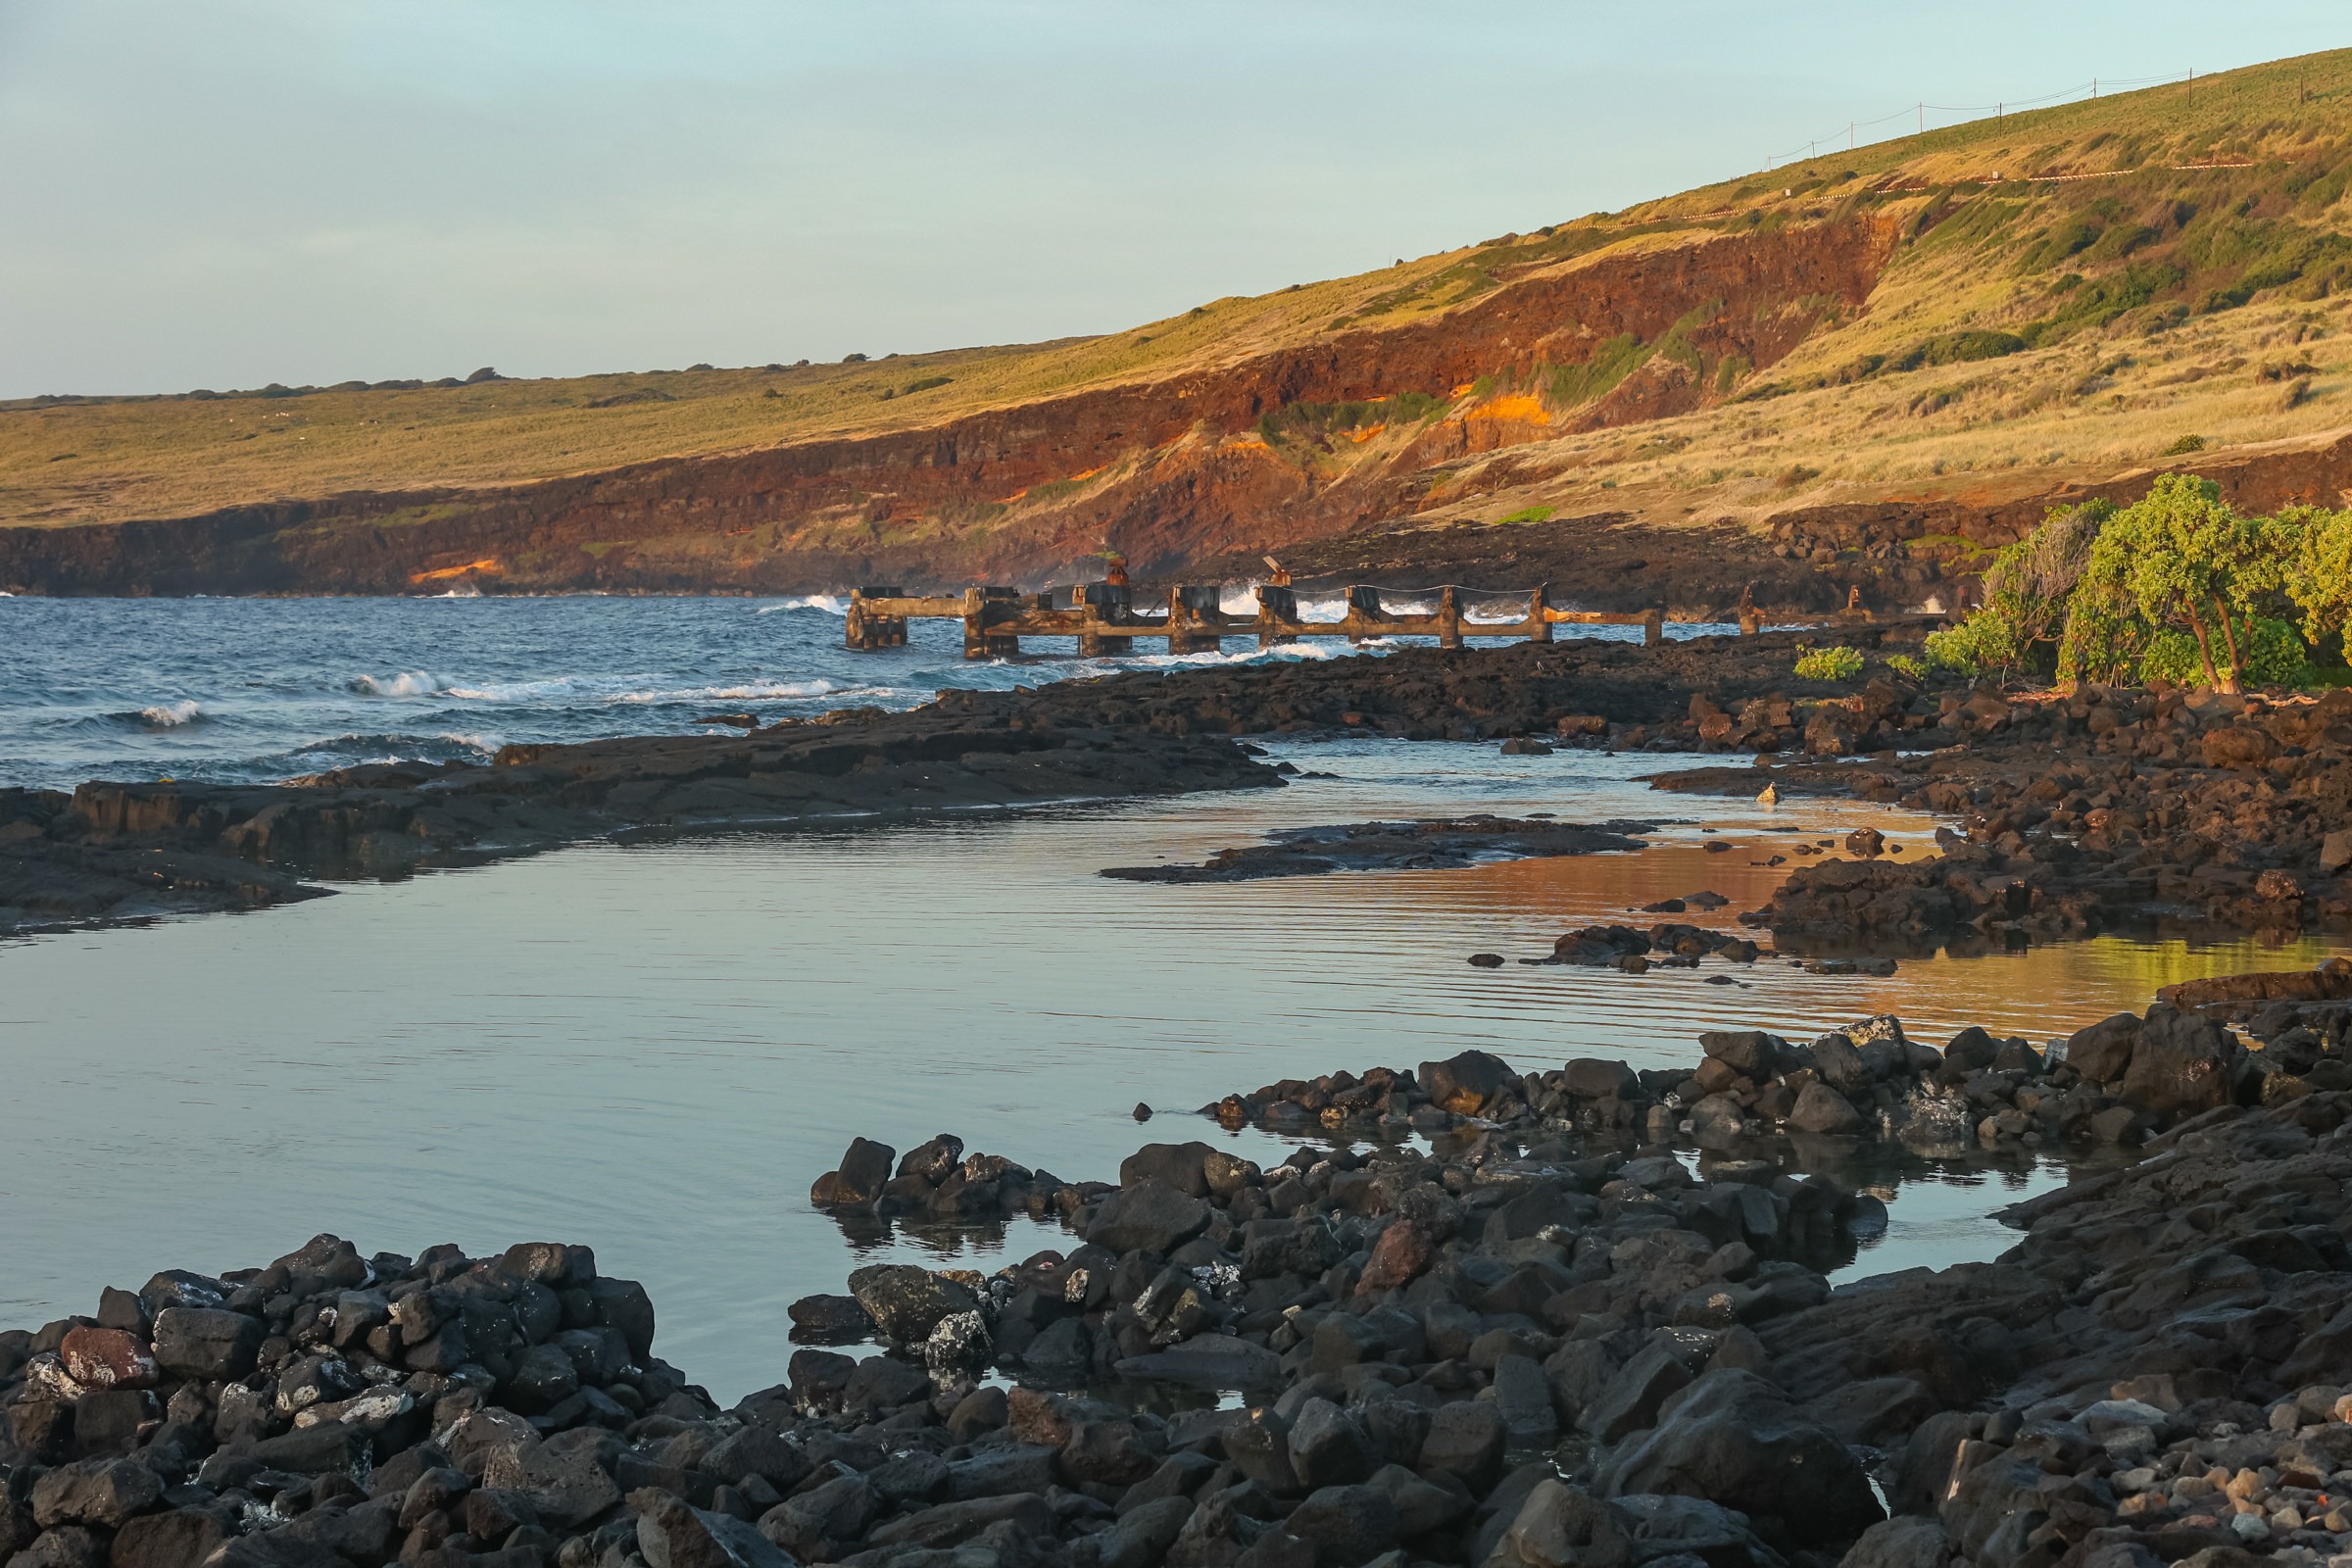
[11, 981, 2352, 1568]
[0, 711, 1280, 937]
[8, 626, 2349, 960]
[0, 627, 1912, 941]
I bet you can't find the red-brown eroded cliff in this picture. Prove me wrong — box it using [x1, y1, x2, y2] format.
[0, 220, 1896, 598]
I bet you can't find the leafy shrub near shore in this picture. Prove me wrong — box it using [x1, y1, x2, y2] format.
[1792, 645, 1864, 681]
[1886, 653, 1928, 680]
[1930, 474, 2348, 692]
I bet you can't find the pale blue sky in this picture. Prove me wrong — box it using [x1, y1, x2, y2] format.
[1, 2, 2344, 398]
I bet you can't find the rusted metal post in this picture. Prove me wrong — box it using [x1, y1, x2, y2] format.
[1256, 584, 1298, 649]
[1078, 581, 1133, 657]
[1529, 584, 1553, 644]
[1437, 585, 1463, 650]
[1167, 587, 1220, 655]
[962, 587, 990, 660]
[845, 591, 867, 651]
[1642, 608, 1664, 648]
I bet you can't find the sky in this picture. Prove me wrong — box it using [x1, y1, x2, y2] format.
[1, 2, 2346, 399]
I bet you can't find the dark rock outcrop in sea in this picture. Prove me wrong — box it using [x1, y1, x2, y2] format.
[1100, 817, 1656, 884]
[0, 711, 1279, 936]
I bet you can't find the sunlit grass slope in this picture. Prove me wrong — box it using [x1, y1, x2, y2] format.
[9, 48, 2352, 531]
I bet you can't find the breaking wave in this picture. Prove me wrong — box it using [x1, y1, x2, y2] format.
[134, 700, 204, 727]
[350, 671, 443, 697]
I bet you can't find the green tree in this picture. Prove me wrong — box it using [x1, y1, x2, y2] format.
[2279, 504, 2352, 647]
[2080, 474, 2284, 692]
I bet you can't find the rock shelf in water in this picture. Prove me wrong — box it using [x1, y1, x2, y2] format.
[1099, 818, 1655, 884]
[12, 982, 2352, 1568]
[0, 712, 1278, 936]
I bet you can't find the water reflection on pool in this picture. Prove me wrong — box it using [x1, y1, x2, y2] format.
[1, 739, 2338, 1397]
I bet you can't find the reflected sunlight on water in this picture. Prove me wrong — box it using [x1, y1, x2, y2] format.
[1, 738, 2339, 1396]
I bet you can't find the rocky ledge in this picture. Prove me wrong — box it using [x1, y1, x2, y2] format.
[1100, 818, 1655, 884]
[12, 984, 2352, 1568]
[1652, 685, 2352, 951]
[0, 712, 1279, 936]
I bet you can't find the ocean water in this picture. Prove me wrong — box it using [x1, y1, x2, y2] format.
[0, 594, 1732, 792]
[5, 598, 2343, 1401]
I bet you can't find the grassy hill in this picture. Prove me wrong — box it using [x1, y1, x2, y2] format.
[7, 48, 2352, 600]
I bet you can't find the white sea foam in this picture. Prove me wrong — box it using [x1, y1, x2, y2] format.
[758, 594, 850, 615]
[137, 699, 203, 727]
[612, 679, 855, 705]
[352, 671, 443, 697]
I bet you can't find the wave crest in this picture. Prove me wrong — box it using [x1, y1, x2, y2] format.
[350, 671, 443, 697]
[135, 699, 204, 727]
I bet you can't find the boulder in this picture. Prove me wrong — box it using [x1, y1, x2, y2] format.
[1281, 1484, 1400, 1567]
[758, 1475, 875, 1558]
[841, 1354, 931, 1413]
[1788, 1082, 1867, 1137]
[1419, 1050, 1519, 1115]
[2324, 828, 2352, 876]
[1699, 1031, 1779, 1079]
[846, 1264, 977, 1343]
[109, 1508, 228, 1568]
[1094, 1495, 1196, 1568]
[1486, 1479, 1634, 1568]
[1418, 1399, 1506, 1492]
[809, 1137, 896, 1207]
[785, 1294, 871, 1341]
[1115, 1335, 1283, 1393]
[2065, 1013, 2141, 1084]
[634, 1488, 797, 1568]
[1810, 1032, 1871, 1093]
[1839, 1515, 1950, 1568]
[2203, 725, 2278, 769]
[2117, 1005, 2236, 1119]
[1120, 1142, 1216, 1197]
[1598, 1369, 1882, 1547]
[1581, 1343, 1692, 1444]
[30, 1457, 163, 1529]
[1287, 1399, 1377, 1489]
[1084, 1180, 1209, 1254]
[1611, 1494, 1761, 1566]
[1562, 1058, 1640, 1100]
[150, 1307, 264, 1381]
[58, 1327, 157, 1391]
[1357, 1220, 1433, 1294]
[887, 1134, 961, 1188]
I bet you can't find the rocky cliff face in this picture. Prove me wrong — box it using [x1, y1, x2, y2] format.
[0, 220, 1895, 598]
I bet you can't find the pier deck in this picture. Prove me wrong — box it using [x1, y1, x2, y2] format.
[844, 583, 1668, 659]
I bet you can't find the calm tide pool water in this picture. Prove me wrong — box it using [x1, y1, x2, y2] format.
[4, 736, 2342, 1399]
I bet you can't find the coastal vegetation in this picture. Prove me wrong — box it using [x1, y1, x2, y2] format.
[1924, 474, 2351, 690]
[1791, 645, 1865, 681]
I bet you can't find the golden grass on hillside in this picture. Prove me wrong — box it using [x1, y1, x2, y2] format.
[9, 47, 2352, 531]
[1416, 292, 2352, 536]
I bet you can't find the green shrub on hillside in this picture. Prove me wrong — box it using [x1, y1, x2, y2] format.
[1926, 612, 2025, 682]
[2139, 616, 2314, 688]
[1896, 331, 2027, 368]
[1792, 646, 1864, 681]
[2282, 504, 2352, 646]
[1926, 474, 2342, 692]
[1886, 653, 1928, 680]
